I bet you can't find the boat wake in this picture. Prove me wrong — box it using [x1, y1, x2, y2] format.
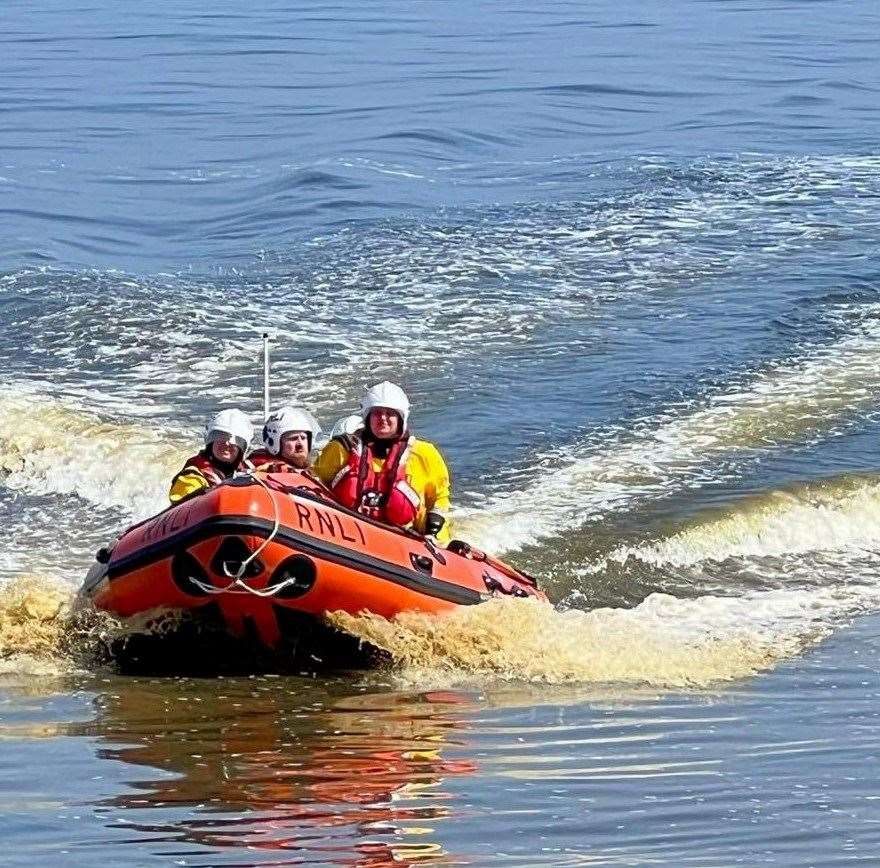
[594, 473, 880, 571]
[3, 300, 880, 547]
[330, 588, 836, 689]
[334, 468, 880, 688]
[459, 301, 880, 554]
[0, 385, 184, 518]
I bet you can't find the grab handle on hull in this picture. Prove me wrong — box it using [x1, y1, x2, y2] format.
[410, 553, 434, 574]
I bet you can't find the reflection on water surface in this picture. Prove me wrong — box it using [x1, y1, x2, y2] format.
[3, 627, 880, 867]
[74, 677, 475, 865]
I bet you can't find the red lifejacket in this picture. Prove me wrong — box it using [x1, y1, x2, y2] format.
[174, 450, 248, 488]
[330, 435, 420, 527]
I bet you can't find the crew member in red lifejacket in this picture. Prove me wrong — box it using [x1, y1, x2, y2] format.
[313, 382, 452, 544]
[249, 405, 322, 472]
[168, 409, 254, 503]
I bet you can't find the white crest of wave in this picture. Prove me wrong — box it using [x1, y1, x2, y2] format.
[0, 387, 186, 517]
[458, 305, 880, 554]
[596, 475, 880, 570]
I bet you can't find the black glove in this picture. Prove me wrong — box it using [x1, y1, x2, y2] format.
[425, 511, 446, 537]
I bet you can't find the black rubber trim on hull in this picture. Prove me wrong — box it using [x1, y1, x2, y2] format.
[104, 514, 483, 607]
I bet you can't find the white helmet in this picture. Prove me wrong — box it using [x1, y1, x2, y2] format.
[205, 409, 254, 453]
[330, 414, 364, 440]
[361, 381, 410, 429]
[262, 405, 321, 455]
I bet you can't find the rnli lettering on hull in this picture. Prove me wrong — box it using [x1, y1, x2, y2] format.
[293, 501, 367, 546]
[141, 502, 196, 544]
[137, 497, 367, 548]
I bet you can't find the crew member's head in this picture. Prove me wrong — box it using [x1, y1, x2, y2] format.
[262, 406, 321, 469]
[205, 409, 254, 467]
[329, 414, 364, 441]
[360, 381, 410, 441]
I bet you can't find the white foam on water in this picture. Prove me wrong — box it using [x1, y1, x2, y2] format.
[6, 153, 880, 420]
[457, 304, 880, 554]
[598, 475, 880, 571]
[0, 385, 186, 518]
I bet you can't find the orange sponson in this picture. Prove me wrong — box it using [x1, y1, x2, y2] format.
[83, 471, 545, 649]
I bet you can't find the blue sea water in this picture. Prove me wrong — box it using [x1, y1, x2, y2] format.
[3, 0, 880, 863]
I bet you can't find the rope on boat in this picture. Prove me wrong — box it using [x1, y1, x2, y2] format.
[185, 471, 304, 598]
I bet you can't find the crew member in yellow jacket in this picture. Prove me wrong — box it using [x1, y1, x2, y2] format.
[169, 408, 254, 503]
[313, 382, 452, 544]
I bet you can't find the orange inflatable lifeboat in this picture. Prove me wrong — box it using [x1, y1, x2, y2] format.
[82, 470, 545, 666]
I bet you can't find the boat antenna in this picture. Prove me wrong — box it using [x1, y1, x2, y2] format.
[262, 331, 271, 419]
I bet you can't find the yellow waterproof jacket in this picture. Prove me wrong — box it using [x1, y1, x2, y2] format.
[313, 436, 452, 543]
[168, 468, 212, 504]
[168, 453, 251, 504]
